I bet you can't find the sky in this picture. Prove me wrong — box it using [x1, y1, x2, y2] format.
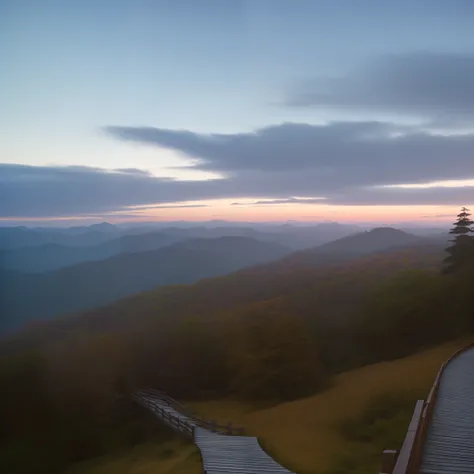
[2, 0, 474, 225]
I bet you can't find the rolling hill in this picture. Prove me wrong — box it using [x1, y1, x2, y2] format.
[0, 226, 446, 338]
[273, 227, 425, 269]
[0, 236, 291, 334]
[0, 224, 122, 250]
[153, 222, 364, 250]
[0, 231, 187, 273]
[0, 222, 364, 272]
[5, 232, 445, 346]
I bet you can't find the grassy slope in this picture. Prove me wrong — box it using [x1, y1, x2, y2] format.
[190, 338, 471, 473]
[65, 440, 201, 474]
[67, 338, 470, 474]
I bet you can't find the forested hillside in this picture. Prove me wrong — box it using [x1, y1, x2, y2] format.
[0, 227, 435, 334]
[249, 227, 438, 271]
[0, 212, 473, 474]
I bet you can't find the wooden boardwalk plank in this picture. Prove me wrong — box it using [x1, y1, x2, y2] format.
[419, 347, 474, 474]
[134, 391, 295, 474]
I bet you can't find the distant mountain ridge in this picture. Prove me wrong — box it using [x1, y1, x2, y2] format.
[273, 227, 425, 268]
[317, 227, 423, 254]
[237, 227, 442, 276]
[0, 236, 291, 334]
[0, 222, 365, 272]
[1, 226, 445, 335]
[4, 230, 446, 347]
[0, 225, 120, 250]
[0, 221, 447, 250]
[0, 231, 187, 273]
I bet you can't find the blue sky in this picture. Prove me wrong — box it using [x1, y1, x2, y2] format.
[2, 0, 474, 223]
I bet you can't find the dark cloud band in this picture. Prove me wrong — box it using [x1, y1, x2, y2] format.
[3, 118, 474, 217]
[284, 53, 474, 123]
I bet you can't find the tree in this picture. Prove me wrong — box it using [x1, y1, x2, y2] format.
[443, 207, 474, 274]
[228, 302, 326, 401]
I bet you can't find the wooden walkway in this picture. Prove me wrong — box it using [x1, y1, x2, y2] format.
[419, 346, 474, 474]
[134, 389, 295, 474]
[137, 344, 474, 474]
[382, 343, 474, 474]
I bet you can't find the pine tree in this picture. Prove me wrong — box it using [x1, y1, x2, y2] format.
[443, 207, 474, 274]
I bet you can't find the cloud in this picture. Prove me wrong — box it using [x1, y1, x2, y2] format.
[105, 121, 474, 188]
[2, 165, 473, 219]
[328, 185, 474, 206]
[108, 122, 474, 190]
[106, 121, 407, 173]
[420, 214, 455, 219]
[231, 198, 326, 206]
[0, 164, 228, 218]
[127, 204, 210, 210]
[114, 168, 154, 176]
[4, 120, 474, 217]
[88, 213, 158, 219]
[284, 53, 474, 123]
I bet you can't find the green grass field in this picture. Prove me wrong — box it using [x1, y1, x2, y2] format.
[67, 338, 470, 474]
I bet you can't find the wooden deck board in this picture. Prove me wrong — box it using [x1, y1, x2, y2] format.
[419, 347, 474, 474]
[134, 391, 295, 474]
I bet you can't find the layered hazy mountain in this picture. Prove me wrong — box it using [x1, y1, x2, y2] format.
[0, 222, 364, 273]
[0, 236, 291, 334]
[0, 231, 187, 273]
[0, 223, 448, 335]
[277, 227, 426, 268]
[0, 223, 120, 250]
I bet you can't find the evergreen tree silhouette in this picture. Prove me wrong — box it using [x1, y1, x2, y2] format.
[443, 207, 474, 274]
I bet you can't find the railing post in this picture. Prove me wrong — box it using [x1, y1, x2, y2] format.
[380, 449, 398, 474]
[227, 421, 233, 435]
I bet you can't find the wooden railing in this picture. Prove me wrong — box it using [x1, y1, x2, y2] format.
[136, 389, 294, 474]
[379, 342, 474, 474]
[135, 393, 195, 437]
[136, 388, 245, 436]
[140, 388, 195, 417]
